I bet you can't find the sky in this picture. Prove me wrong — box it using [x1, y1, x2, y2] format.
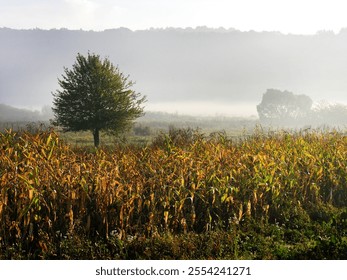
[1, 0, 347, 34]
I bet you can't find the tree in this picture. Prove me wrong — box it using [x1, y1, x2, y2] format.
[311, 101, 347, 126]
[257, 89, 312, 125]
[52, 52, 146, 147]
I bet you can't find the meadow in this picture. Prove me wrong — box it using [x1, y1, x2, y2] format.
[1, 127, 347, 259]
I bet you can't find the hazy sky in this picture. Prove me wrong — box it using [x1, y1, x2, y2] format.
[1, 0, 347, 34]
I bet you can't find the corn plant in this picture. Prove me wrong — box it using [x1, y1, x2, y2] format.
[1, 128, 347, 257]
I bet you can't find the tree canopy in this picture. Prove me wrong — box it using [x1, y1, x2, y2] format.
[257, 89, 313, 125]
[52, 52, 146, 147]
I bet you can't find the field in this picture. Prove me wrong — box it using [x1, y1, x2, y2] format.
[1, 127, 347, 259]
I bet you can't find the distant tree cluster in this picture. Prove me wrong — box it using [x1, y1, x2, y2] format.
[310, 102, 347, 126]
[257, 89, 313, 125]
[257, 89, 347, 127]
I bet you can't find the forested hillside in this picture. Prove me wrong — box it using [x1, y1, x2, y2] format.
[1, 27, 347, 112]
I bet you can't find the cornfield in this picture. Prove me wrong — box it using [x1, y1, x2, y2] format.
[1, 128, 347, 258]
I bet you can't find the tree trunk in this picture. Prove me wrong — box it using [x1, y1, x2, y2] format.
[93, 128, 100, 147]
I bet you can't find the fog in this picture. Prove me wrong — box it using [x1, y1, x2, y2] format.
[147, 101, 257, 117]
[1, 27, 347, 122]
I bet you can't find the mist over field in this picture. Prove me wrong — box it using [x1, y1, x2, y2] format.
[2, 0, 347, 262]
[1, 27, 347, 120]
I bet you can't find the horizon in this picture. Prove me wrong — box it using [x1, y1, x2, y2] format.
[1, 0, 347, 35]
[1, 26, 347, 36]
[3, 97, 347, 120]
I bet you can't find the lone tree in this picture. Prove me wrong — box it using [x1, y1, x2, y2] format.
[52, 52, 146, 147]
[257, 89, 312, 125]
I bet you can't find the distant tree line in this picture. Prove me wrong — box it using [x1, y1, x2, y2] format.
[257, 89, 347, 127]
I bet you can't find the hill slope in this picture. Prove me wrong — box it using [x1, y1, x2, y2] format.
[1, 27, 347, 114]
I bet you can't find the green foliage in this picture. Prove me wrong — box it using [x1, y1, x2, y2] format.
[52, 52, 146, 147]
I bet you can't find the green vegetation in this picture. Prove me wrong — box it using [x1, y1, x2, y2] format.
[1, 128, 347, 259]
[52, 52, 146, 147]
